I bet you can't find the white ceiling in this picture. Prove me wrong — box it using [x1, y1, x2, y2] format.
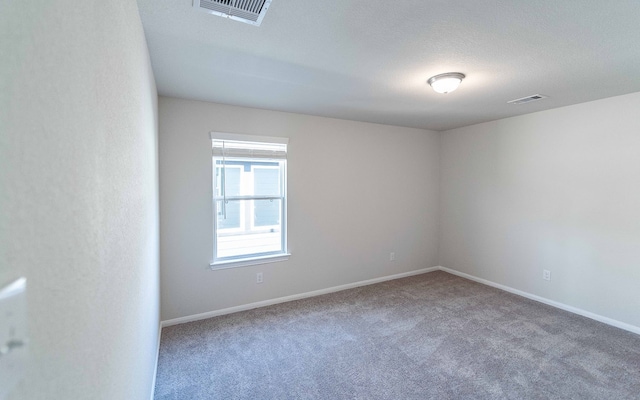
[137, 0, 640, 131]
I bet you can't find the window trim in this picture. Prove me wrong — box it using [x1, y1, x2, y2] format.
[210, 253, 291, 270]
[210, 132, 289, 145]
[209, 132, 289, 269]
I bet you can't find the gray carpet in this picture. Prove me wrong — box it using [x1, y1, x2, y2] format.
[155, 271, 640, 399]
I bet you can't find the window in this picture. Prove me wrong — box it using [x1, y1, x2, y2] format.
[210, 133, 289, 268]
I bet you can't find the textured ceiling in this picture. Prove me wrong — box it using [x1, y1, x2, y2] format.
[137, 0, 640, 131]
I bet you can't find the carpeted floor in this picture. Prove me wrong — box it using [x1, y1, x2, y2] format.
[154, 271, 640, 399]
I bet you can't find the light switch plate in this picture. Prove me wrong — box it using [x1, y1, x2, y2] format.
[0, 278, 27, 400]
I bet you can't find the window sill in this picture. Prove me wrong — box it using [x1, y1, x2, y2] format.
[210, 253, 291, 270]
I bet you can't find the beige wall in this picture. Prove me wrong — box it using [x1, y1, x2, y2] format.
[1, 1, 159, 399]
[158, 97, 440, 321]
[440, 92, 640, 329]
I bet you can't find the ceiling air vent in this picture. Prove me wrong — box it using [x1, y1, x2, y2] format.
[507, 94, 548, 105]
[194, 0, 272, 26]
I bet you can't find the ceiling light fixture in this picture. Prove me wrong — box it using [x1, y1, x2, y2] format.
[427, 72, 466, 94]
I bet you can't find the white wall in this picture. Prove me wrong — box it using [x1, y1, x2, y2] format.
[158, 97, 440, 321]
[440, 92, 640, 329]
[1, 1, 159, 399]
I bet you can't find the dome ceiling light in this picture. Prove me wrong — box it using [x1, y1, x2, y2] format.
[427, 72, 466, 94]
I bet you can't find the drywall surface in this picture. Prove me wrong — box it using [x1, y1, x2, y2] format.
[440, 92, 640, 328]
[159, 97, 439, 321]
[0, 1, 159, 399]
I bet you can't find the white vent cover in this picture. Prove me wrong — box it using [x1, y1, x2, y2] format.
[194, 0, 272, 26]
[507, 94, 548, 105]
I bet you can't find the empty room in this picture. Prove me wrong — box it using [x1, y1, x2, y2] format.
[1, 0, 639, 399]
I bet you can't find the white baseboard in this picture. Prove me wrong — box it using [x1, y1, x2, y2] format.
[161, 266, 440, 327]
[439, 266, 640, 336]
[149, 324, 162, 400]
[160, 265, 640, 336]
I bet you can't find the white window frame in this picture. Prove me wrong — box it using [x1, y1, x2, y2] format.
[210, 132, 290, 269]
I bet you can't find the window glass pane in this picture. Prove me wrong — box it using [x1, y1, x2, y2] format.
[215, 164, 241, 197]
[253, 198, 280, 227]
[216, 200, 241, 230]
[215, 166, 242, 230]
[253, 166, 281, 197]
[216, 199, 282, 259]
[216, 160, 281, 197]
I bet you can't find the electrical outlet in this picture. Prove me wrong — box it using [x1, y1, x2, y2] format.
[543, 269, 551, 281]
[389, 252, 396, 261]
[256, 272, 263, 284]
